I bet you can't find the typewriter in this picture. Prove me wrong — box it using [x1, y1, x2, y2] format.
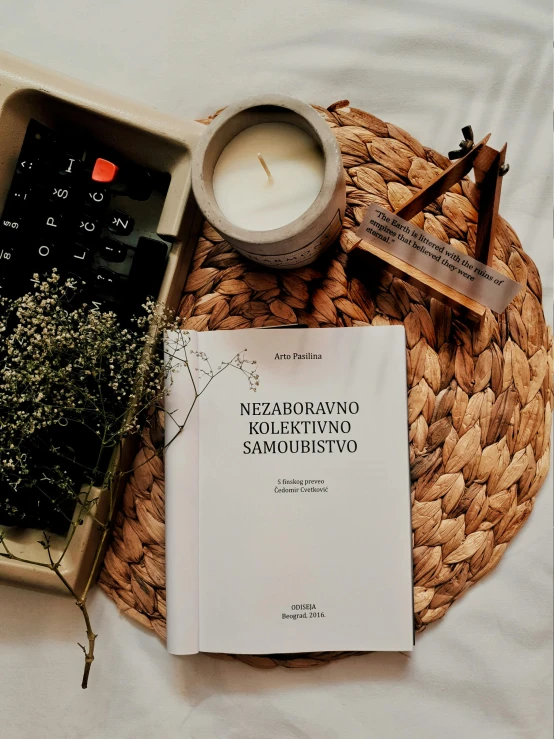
[0, 51, 204, 595]
[1, 117, 172, 314]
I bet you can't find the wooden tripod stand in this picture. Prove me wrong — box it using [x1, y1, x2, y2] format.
[356, 126, 508, 321]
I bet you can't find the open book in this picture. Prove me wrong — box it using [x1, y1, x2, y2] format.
[164, 325, 413, 655]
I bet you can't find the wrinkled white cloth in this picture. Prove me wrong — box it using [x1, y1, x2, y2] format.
[0, 1, 551, 737]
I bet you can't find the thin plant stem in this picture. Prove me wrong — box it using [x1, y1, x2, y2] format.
[0, 275, 258, 690]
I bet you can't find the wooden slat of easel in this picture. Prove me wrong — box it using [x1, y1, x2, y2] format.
[355, 127, 509, 321]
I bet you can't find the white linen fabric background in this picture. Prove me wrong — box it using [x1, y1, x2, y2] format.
[0, 1, 551, 737]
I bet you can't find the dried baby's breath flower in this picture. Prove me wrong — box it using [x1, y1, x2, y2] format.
[0, 271, 259, 688]
[0, 272, 177, 525]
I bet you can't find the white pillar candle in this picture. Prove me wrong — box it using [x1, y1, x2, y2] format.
[192, 95, 346, 269]
[212, 122, 325, 232]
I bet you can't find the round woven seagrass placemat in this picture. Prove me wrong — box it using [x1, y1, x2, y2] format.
[99, 101, 553, 669]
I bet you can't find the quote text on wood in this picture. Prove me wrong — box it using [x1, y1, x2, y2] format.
[356, 204, 522, 314]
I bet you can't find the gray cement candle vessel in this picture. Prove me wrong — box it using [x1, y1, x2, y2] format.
[191, 94, 346, 269]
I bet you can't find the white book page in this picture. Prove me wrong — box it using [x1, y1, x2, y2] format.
[164, 330, 200, 655]
[197, 326, 413, 654]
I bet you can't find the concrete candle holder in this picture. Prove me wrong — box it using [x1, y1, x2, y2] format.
[191, 94, 346, 269]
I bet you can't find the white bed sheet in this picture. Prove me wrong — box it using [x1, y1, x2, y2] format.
[0, 1, 551, 737]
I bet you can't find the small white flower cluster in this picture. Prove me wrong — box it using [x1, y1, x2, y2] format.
[189, 347, 260, 393]
[0, 271, 177, 523]
[230, 352, 260, 392]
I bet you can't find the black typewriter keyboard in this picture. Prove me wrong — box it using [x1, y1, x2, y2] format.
[0, 119, 170, 315]
[0, 119, 173, 532]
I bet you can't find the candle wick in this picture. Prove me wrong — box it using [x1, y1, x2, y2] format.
[257, 152, 273, 181]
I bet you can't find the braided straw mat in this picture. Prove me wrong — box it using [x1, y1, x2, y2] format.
[100, 101, 553, 669]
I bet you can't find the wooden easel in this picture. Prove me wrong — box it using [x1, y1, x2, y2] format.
[356, 126, 508, 321]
